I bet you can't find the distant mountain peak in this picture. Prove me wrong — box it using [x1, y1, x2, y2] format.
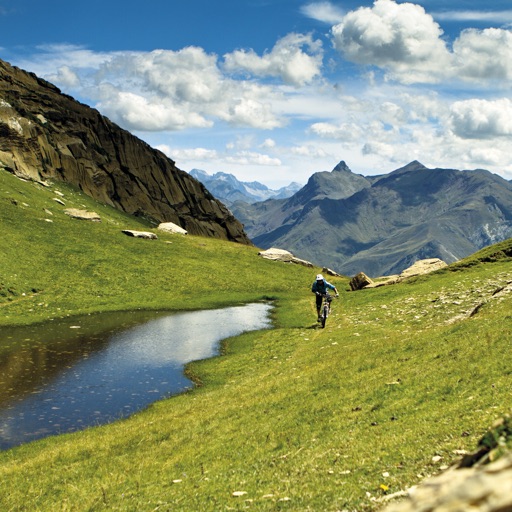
[332, 161, 352, 173]
[190, 169, 302, 205]
[394, 161, 427, 173]
[238, 159, 512, 278]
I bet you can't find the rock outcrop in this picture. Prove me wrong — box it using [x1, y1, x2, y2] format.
[399, 258, 447, 279]
[382, 415, 512, 512]
[349, 272, 374, 291]
[258, 247, 313, 267]
[382, 453, 512, 512]
[0, 59, 250, 245]
[359, 258, 448, 289]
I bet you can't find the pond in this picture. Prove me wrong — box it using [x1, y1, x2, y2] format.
[0, 302, 272, 450]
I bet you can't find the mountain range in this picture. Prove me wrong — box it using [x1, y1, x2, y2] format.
[3, 56, 512, 278]
[189, 169, 302, 205]
[0, 58, 249, 244]
[230, 160, 512, 277]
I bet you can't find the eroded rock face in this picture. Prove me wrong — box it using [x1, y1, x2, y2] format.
[0, 59, 251, 245]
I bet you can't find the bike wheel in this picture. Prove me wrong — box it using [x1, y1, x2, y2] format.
[321, 306, 327, 328]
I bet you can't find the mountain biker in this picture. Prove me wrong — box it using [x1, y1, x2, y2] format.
[311, 274, 339, 322]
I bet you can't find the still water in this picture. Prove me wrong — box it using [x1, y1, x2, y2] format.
[0, 303, 272, 450]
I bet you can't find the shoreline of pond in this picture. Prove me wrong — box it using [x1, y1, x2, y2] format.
[0, 301, 274, 451]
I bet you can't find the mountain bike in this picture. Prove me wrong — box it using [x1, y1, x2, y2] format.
[318, 292, 338, 328]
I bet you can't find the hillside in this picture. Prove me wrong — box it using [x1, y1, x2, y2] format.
[0, 169, 299, 326]
[1, 168, 512, 510]
[231, 161, 512, 277]
[0, 58, 249, 244]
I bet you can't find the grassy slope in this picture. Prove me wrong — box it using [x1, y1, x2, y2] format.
[1, 169, 512, 511]
[0, 170, 307, 325]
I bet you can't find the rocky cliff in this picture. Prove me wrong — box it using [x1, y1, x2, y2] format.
[0, 59, 250, 244]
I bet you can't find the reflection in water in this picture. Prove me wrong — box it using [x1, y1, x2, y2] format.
[0, 303, 272, 450]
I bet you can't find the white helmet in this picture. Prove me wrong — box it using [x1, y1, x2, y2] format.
[316, 274, 324, 280]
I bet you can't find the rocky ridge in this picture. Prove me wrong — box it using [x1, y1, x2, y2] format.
[0, 59, 250, 244]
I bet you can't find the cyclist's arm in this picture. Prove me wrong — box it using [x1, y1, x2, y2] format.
[327, 282, 339, 296]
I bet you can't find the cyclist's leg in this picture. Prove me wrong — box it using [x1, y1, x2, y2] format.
[316, 294, 322, 320]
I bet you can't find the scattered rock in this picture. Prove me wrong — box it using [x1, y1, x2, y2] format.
[322, 267, 342, 277]
[258, 247, 313, 267]
[356, 259, 448, 290]
[399, 258, 448, 279]
[382, 415, 512, 511]
[53, 198, 65, 206]
[382, 452, 512, 512]
[349, 272, 374, 291]
[64, 208, 101, 221]
[367, 275, 401, 288]
[157, 222, 188, 235]
[122, 230, 158, 239]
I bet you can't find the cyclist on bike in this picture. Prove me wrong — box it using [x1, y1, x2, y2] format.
[311, 274, 339, 322]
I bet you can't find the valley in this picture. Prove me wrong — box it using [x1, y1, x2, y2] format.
[1, 57, 512, 511]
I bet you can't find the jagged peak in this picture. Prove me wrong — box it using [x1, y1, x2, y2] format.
[332, 161, 352, 173]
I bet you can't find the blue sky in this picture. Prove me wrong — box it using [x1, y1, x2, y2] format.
[1, 0, 512, 187]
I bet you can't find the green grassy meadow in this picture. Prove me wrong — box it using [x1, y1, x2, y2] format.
[1, 168, 512, 511]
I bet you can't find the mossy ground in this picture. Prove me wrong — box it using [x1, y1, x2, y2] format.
[1, 169, 512, 511]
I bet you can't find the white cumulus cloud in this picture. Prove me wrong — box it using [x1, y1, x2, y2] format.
[224, 97, 283, 129]
[260, 138, 276, 149]
[89, 47, 285, 131]
[331, 0, 451, 84]
[453, 28, 512, 82]
[95, 86, 213, 131]
[331, 1, 512, 86]
[449, 98, 512, 139]
[223, 33, 323, 87]
[47, 65, 81, 88]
